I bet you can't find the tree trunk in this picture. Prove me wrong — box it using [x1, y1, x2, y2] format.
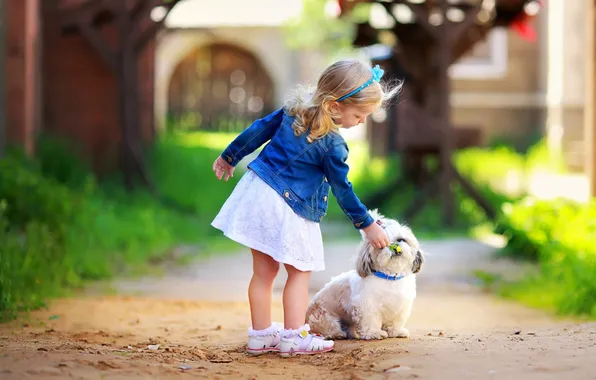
[0, 0, 6, 158]
[437, 2, 455, 226]
[116, 3, 154, 192]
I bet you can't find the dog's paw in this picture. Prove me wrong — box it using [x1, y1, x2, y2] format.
[357, 329, 388, 340]
[386, 327, 409, 338]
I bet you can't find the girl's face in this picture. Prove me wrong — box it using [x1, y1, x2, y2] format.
[333, 103, 378, 129]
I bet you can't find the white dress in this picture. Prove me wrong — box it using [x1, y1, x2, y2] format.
[211, 170, 325, 272]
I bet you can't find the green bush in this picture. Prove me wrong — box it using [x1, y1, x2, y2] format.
[148, 134, 241, 217]
[495, 198, 596, 318]
[0, 133, 240, 321]
[320, 141, 519, 236]
[455, 139, 594, 318]
[0, 157, 81, 236]
[0, 202, 64, 317]
[35, 135, 93, 188]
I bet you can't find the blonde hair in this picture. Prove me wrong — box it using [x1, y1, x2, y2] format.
[285, 59, 401, 142]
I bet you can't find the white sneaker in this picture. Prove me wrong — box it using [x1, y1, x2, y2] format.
[246, 322, 282, 355]
[279, 324, 334, 358]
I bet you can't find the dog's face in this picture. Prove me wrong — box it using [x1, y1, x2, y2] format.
[356, 211, 424, 278]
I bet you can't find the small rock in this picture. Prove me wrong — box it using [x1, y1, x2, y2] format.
[385, 365, 411, 373]
[438, 332, 445, 337]
[179, 364, 192, 371]
[127, 345, 133, 349]
[215, 325, 222, 331]
[37, 347, 49, 352]
[527, 332, 536, 336]
[187, 347, 207, 360]
[209, 358, 233, 363]
[147, 344, 160, 351]
[513, 330, 522, 335]
[427, 333, 432, 336]
[57, 363, 68, 368]
[27, 367, 62, 376]
[97, 360, 120, 370]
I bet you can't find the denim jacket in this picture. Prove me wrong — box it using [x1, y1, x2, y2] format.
[220, 108, 374, 230]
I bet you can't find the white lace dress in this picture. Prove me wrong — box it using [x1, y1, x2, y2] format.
[211, 170, 325, 272]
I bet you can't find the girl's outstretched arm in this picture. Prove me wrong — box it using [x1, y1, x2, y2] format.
[323, 142, 374, 230]
[323, 142, 389, 248]
[220, 108, 284, 167]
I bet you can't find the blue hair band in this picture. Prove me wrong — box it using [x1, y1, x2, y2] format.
[337, 65, 384, 102]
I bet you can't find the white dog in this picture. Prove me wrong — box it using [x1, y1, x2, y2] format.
[306, 210, 424, 340]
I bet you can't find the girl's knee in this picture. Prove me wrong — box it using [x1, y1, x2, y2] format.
[285, 264, 311, 280]
[252, 251, 280, 281]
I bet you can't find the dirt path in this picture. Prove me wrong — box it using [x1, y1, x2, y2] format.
[1, 238, 594, 379]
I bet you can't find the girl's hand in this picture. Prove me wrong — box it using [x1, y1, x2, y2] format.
[363, 222, 390, 249]
[213, 156, 236, 181]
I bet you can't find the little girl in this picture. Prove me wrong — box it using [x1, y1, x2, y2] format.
[212, 59, 400, 357]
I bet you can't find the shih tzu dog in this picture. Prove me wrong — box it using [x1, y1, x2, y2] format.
[306, 210, 424, 340]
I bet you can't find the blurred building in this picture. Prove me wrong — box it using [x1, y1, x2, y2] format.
[2, 0, 157, 174]
[1, 0, 594, 197]
[155, 0, 593, 199]
[155, 0, 326, 134]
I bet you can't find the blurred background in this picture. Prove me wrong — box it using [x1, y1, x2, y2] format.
[0, 0, 594, 321]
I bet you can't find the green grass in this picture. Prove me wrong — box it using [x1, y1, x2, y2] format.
[322, 140, 489, 239]
[459, 140, 596, 320]
[164, 131, 502, 240]
[493, 198, 596, 319]
[4, 128, 578, 322]
[0, 132, 243, 321]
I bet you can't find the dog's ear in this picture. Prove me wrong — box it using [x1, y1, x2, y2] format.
[360, 210, 384, 240]
[412, 250, 424, 274]
[358, 228, 367, 240]
[367, 209, 384, 223]
[356, 242, 374, 278]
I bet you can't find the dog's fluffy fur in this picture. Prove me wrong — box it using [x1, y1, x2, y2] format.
[306, 210, 424, 340]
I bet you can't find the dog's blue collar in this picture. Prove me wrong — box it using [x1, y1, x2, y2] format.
[372, 271, 405, 281]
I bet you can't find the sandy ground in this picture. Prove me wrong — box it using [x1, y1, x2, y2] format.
[0, 238, 594, 380]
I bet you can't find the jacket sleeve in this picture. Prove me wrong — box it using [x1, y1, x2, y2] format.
[322, 142, 374, 230]
[220, 108, 284, 166]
